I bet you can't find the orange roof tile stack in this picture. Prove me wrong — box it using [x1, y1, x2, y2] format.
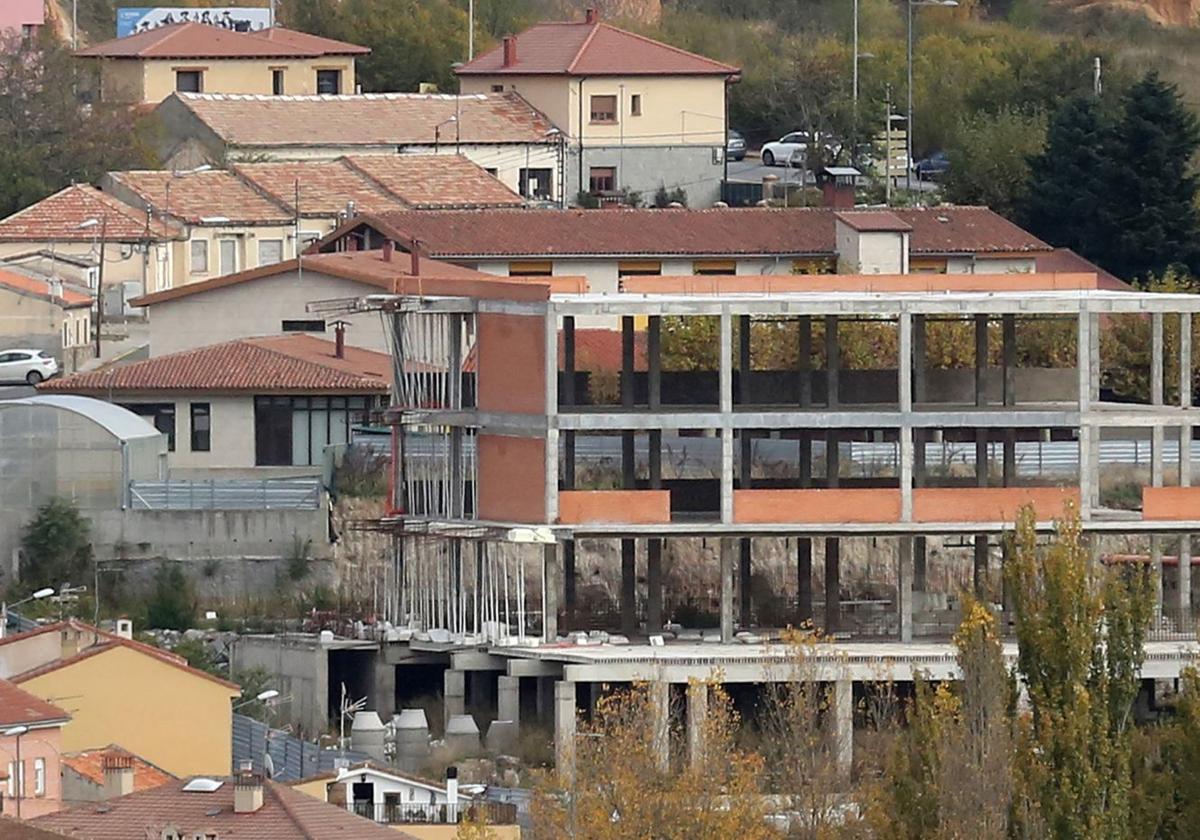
[62, 745, 175, 793]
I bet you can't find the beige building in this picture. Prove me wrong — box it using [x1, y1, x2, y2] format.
[76, 22, 368, 105]
[456, 8, 739, 205]
[0, 269, 93, 372]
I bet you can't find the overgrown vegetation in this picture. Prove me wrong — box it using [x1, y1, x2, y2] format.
[144, 562, 197, 630]
[20, 498, 93, 591]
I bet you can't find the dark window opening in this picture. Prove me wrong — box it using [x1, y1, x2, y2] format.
[124, 403, 176, 452]
[282, 319, 326, 332]
[190, 402, 211, 452]
[491, 84, 504, 92]
[631, 94, 642, 116]
[316, 69, 341, 94]
[175, 70, 202, 93]
[519, 168, 552, 200]
[589, 166, 616, 193]
[272, 69, 284, 95]
[590, 95, 616, 123]
[254, 395, 374, 467]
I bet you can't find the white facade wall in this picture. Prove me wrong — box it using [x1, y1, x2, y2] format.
[945, 255, 1037, 274]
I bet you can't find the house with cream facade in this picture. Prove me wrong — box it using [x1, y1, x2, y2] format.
[456, 8, 740, 206]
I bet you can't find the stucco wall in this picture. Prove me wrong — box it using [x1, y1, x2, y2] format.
[945, 255, 1038, 274]
[0, 725, 63, 818]
[566, 144, 723, 206]
[232, 635, 330, 736]
[173, 223, 328, 289]
[109, 395, 255, 469]
[109, 55, 358, 104]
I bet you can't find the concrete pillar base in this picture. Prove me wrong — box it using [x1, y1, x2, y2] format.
[650, 680, 669, 774]
[443, 668, 465, 732]
[686, 681, 708, 768]
[497, 675, 520, 730]
[832, 679, 853, 780]
[554, 681, 577, 782]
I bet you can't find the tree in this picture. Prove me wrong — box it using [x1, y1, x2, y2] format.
[1098, 72, 1200, 283]
[1005, 503, 1154, 839]
[20, 498, 93, 591]
[1021, 95, 1114, 260]
[0, 31, 158, 218]
[144, 563, 197, 630]
[943, 108, 1046, 218]
[1129, 668, 1200, 838]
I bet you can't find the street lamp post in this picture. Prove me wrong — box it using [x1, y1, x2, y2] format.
[3, 726, 28, 818]
[434, 116, 458, 154]
[0, 588, 54, 639]
[906, 0, 958, 193]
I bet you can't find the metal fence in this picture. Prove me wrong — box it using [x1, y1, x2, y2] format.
[129, 478, 322, 510]
[352, 800, 518, 826]
[232, 713, 367, 781]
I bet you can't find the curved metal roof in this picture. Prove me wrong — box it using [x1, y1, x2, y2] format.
[1, 395, 161, 441]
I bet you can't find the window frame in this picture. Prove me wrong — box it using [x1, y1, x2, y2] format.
[272, 68, 284, 96]
[258, 238, 284, 266]
[218, 238, 238, 275]
[630, 93, 642, 116]
[589, 166, 616, 194]
[189, 239, 209, 275]
[190, 402, 211, 452]
[281, 319, 327, 333]
[518, 167, 553, 200]
[316, 69, 342, 94]
[123, 403, 177, 452]
[175, 69, 204, 93]
[33, 758, 45, 797]
[589, 94, 617, 124]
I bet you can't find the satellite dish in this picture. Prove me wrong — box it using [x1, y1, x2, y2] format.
[263, 752, 275, 779]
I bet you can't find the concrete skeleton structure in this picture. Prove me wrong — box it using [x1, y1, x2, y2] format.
[308, 267, 1200, 778]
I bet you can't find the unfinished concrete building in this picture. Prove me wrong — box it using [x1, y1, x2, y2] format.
[307, 253, 1200, 775]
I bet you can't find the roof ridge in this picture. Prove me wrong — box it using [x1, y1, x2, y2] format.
[338, 156, 418, 209]
[565, 21, 603, 74]
[591, 22, 739, 73]
[247, 336, 386, 386]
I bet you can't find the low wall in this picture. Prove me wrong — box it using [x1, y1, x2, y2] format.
[1143, 487, 1200, 520]
[913, 487, 1079, 522]
[558, 490, 671, 524]
[733, 489, 901, 524]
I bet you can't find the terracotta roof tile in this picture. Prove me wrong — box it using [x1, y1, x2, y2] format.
[457, 19, 739, 76]
[34, 776, 417, 840]
[1036, 247, 1131, 290]
[835, 210, 912, 232]
[339, 206, 1050, 259]
[560, 328, 647, 372]
[40, 335, 391, 394]
[0, 678, 70, 729]
[0, 269, 92, 307]
[233, 160, 402, 217]
[62, 745, 175, 793]
[77, 23, 368, 59]
[106, 170, 292, 225]
[342, 155, 525, 208]
[0, 816, 75, 839]
[165, 91, 556, 146]
[0, 185, 176, 242]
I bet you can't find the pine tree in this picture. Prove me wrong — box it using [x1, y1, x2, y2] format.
[1100, 72, 1200, 284]
[1020, 95, 1114, 261]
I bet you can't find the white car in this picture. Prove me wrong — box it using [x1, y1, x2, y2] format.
[0, 349, 59, 385]
[760, 132, 812, 167]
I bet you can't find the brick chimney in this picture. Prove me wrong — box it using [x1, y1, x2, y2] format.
[382, 239, 394, 263]
[233, 761, 264, 814]
[585, 7, 599, 24]
[102, 754, 135, 800]
[502, 35, 517, 68]
[334, 321, 346, 359]
[410, 239, 423, 276]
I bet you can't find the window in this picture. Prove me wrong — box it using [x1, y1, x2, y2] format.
[630, 93, 642, 116]
[190, 239, 208, 275]
[590, 95, 617, 123]
[218, 239, 238, 275]
[190, 403, 211, 452]
[272, 68, 284, 95]
[519, 168, 552, 200]
[123, 403, 176, 451]
[258, 239, 283, 266]
[491, 84, 504, 92]
[484, 168, 498, 177]
[62, 322, 69, 348]
[6, 761, 13, 796]
[693, 260, 736, 275]
[175, 70, 203, 93]
[618, 260, 662, 278]
[33, 759, 44, 797]
[281, 319, 326, 332]
[76, 316, 87, 346]
[508, 261, 553, 277]
[254, 396, 374, 466]
[589, 166, 616, 193]
[316, 69, 342, 94]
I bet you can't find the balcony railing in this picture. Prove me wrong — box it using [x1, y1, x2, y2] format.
[351, 800, 517, 826]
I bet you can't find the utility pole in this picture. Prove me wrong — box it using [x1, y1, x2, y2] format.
[1093, 56, 1102, 97]
[94, 215, 106, 359]
[468, 0, 475, 60]
[885, 84, 893, 206]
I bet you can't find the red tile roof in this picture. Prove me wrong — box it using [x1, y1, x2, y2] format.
[233, 160, 401, 217]
[835, 210, 912, 232]
[34, 776, 417, 840]
[330, 206, 1050, 259]
[106, 170, 292, 225]
[0, 678, 70, 729]
[62, 745, 175, 794]
[0, 185, 177, 242]
[560, 328, 647, 372]
[0, 817, 75, 839]
[40, 335, 391, 395]
[163, 91, 556, 146]
[457, 18, 739, 76]
[76, 23, 368, 59]
[0, 269, 93, 307]
[1036, 247, 1131, 291]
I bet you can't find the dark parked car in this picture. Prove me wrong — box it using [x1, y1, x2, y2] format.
[726, 129, 747, 162]
[914, 150, 950, 181]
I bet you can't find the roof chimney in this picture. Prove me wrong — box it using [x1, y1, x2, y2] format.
[102, 754, 135, 800]
[334, 321, 346, 359]
[446, 765, 459, 804]
[585, 7, 599, 24]
[502, 35, 517, 68]
[382, 239, 394, 263]
[410, 239, 422, 276]
[234, 761, 264, 814]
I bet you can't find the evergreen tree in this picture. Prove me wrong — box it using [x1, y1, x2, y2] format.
[1020, 95, 1114, 260]
[1100, 72, 1200, 284]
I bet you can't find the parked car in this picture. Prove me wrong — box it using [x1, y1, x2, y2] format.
[0, 349, 58, 385]
[726, 129, 747, 162]
[914, 150, 951, 181]
[760, 131, 841, 167]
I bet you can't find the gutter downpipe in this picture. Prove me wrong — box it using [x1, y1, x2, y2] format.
[577, 77, 587, 202]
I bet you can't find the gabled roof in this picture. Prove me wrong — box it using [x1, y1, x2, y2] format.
[76, 23, 369, 59]
[105, 170, 292, 225]
[161, 91, 557, 146]
[835, 210, 912, 233]
[0, 185, 177, 242]
[0, 678, 70, 729]
[41, 335, 391, 395]
[34, 776, 417, 840]
[0, 269, 92, 308]
[62, 745, 175, 793]
[1036, 247, 1131, 291]
[456, 18, 739, 77]
[320, 206, 1051, 260]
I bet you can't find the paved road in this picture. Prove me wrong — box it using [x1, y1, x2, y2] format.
[726, 158, 939, 194]
[0, 385, 35, 400]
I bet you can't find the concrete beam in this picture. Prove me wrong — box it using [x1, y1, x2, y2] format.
[720, 538, 734, 643]
[450, 651, 507, 672]
[554, 681, 576, 782]
[506, 659, 564, 678]
[554, 409, 1092, 432]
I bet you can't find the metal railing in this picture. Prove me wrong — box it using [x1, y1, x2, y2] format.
[352, 800, 517, 825]
[129, 478, 322, 510]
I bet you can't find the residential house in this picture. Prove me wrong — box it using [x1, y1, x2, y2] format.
[40, 335, 391, 472]
[0, 270, 92, 373]
[291, 763, 520, 840]
[60, 745, 175, 804]
[34, 768, 419, 840]
[125, 248, 526, 356]
[75, 22, 369, 104]
[456, 7, 740, 206]
[153, 91, 563, 201]
[0, 679, 70, 819]
[0, 0, 43, 39]
[0, 184, 178, 306]
[0, 621, 240, 778]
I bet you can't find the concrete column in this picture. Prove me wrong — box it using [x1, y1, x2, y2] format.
[720, 537, 734, 642]
[1079, 424, 1093, 520]
[900, 425, 914, 522]
[650, 680, 669, 774]
[647, 539, 663, 631]
[545, 310, 560, 524]
[648, 316, 662, 410]
[1180, 312, 1192, 487]
[913, 314, 928, 404]
[1001, 538, 1014, 616]
[1152, 312, 1164, 407]
[444, 669, 465, 730]
[825, 315, 840, 408]
[720, 427, 734, 524]
[621, 539, 637, 637]
[719, 311, 732, 413]
[825, 430, 840, 635]
[1149, 309, 1163, 571]
[1179, 534, 1192, 627]
[832, 679, 853, 779]
[797, 538, 813, 625]
[739, 539, 753, 627]
[974, 314, 988, 408]
[898, 537, 913, 643]
[974, 535, 989, 600]
[1003, 430, 1016, 487]
[798, 315, 812, 407]
[621, 315, 635, 408]
[1002, 313, 1016, 406]
[564, 540, 577, 627]
[563, 315, 576, 407]
[498, 675, 520, 726]
[898, 311, 913, 412]
[373, 658, 396, 722]
[543, 543, 559, 642]
[738, 314, 752, 406]
[1078, 308, 1092, 413]
[554, 681, 576, 782]
[686, 681, 708, 768]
